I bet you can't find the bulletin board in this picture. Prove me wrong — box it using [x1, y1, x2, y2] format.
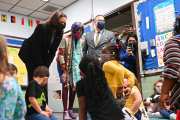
[6, 36, 28, 86]
[136, 0, 179, 71]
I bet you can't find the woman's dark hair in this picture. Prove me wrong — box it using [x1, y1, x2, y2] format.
[79, 55, 113, 103]
[33, 66, 49, 78]
[46, 11, 67, 26]
[102, 43, 120, 61]
[126, 33, 138, 43]
[174, 16, 180, 35]
[79, 55, 124, 119]
[71, 22, 84, 33]
[125, 33, 138, 55]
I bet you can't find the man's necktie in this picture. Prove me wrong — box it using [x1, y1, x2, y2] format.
[95, 32, 100, 46]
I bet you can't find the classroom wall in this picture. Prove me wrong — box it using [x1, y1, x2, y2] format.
[0, 11, 40, 38]
[63, 0, 134, 31]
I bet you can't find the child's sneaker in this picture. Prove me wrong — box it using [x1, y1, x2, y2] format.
[64, 111, 72, 120]
[68, 109, 76, 119]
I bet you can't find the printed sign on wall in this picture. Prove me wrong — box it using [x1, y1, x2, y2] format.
[154, 0, 175, 34]
[155, 32, 173, 67]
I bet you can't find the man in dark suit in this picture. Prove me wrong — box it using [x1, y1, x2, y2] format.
[19, 12, 67, 83]
[83, 15, 115, 60]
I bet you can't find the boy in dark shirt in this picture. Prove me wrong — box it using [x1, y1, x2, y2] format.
[25, 66, 57, 120]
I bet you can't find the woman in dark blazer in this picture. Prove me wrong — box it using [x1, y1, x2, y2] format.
[19, 12, 67, 83]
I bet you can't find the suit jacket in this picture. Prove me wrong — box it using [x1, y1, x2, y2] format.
[19, 24, 63, 67]
[83, 29, 115, 59]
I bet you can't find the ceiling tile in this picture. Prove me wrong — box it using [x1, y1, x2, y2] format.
[10, 6, 33, 15]
[31, 11, 49, 20]
[50, 0, 77, 7]
[0, 2, 13, 11]
[0, 0, 19, 4]
[38, 2, 63, 14]
[17, 0, 45, 10]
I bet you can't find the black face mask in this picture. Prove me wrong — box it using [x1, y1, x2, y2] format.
[58, 23, 66, 30]
[96, 20, 105, 30]
[53, 23, 66, 31]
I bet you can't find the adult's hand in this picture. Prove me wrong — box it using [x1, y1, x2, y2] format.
[61, 71, 69, 84]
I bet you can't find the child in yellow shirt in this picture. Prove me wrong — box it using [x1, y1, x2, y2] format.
[101, 43, 135, 98]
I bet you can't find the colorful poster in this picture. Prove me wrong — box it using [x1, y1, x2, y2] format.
[28, 19, 33, 27]
[155, 32, 173, 67]
[1, 14, 7, 22]
[11, 16, 16, 23]
[7, 47, 28, 86]
[21, 18, 25, 26]
[153, 0, 175, 34]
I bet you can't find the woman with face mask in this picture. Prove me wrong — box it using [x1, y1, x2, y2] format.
[56, 22, 84, 120]
[19, 11, 67, 84]
[18, 12, 67, 103]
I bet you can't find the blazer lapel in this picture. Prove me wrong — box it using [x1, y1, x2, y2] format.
[89, 31, 96, 47]
[96, 30, 107, 47]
